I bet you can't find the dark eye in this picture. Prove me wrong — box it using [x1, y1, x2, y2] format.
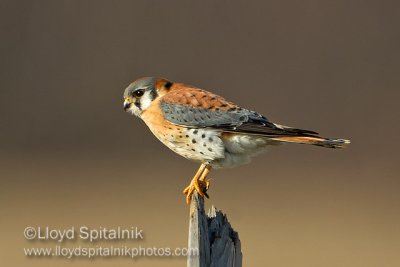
[133, 89, 145, 98]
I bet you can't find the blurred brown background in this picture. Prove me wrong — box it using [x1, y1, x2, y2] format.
[1, 0, 399, 266]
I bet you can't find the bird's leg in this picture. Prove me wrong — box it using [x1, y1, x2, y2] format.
[198, 164, 212, 194]
[183, 163, 206, 196]
[183, 163, 212, 204]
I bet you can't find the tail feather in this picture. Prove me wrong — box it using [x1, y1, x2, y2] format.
[271, 136, 351, 149]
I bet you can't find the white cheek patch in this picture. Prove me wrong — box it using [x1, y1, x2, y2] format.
[127, 91, 155, 117]
[139, 91, 154, 111]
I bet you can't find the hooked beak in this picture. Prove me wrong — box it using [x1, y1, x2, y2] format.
[123, 99, 131, 111]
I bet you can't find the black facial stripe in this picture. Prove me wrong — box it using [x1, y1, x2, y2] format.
[149, 88, 158, 101]
[134, 99, 141, 110]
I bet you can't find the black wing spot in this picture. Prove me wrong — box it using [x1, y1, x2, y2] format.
[192, 139, 197, 144]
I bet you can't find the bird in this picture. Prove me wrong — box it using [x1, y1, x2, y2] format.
[123, 77, 350, 204]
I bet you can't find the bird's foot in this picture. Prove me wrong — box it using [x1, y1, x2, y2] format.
[183, 178, 210, 204]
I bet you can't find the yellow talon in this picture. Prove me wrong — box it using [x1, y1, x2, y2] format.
[183, 164, 212, 204]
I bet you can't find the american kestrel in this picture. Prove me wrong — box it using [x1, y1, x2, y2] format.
[123, 77, 350, 204]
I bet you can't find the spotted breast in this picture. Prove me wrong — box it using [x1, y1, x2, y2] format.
[140, 97, 226, 163]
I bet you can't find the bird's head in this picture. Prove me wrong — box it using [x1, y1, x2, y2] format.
[123, 77, 173, 117]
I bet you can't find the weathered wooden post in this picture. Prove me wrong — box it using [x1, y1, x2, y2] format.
[187, 192, 242, 267]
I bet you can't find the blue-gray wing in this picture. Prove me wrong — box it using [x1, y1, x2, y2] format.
[160, 102, 319, 137]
